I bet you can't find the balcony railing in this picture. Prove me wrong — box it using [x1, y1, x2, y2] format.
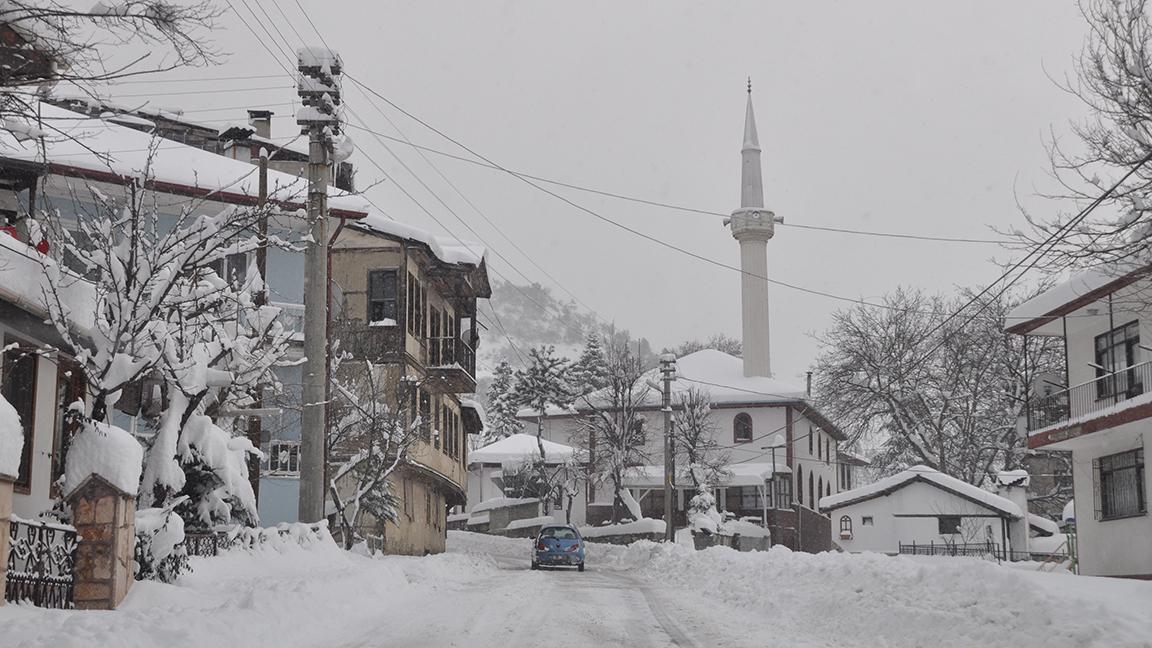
[1027, 360, 1152, 431]
[426, 336, 476, 375]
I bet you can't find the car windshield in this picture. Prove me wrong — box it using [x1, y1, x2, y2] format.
[539, 527, 578, 540]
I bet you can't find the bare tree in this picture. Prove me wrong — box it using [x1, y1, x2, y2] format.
[672, 386, 730, 488]
[327, 360, 422, 551]
[1, 1, 223, 127]
[576, 341, 653, 523]
[812, 286, 1066, 491]
[1008, 0, 1152, 272]
[663, 333, 743, 359]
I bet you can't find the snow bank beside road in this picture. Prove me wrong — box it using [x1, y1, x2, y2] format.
[607, 541, 1152, 648]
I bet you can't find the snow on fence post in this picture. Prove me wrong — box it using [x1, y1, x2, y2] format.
[0, 473, 13, 607]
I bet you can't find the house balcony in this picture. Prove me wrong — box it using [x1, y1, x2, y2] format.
[1027, 360, 1152, 432]
[423, 335, 476, 394]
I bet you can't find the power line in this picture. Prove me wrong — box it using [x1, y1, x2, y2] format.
[338, 123, 1009, 245]
[102, 85, 290, 99]
[349, 83, 602, 320]
[99, 73, 284, 85]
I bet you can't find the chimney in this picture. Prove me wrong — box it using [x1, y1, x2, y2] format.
[247, 110, 273, 139]
[995, 470, 1031, 558]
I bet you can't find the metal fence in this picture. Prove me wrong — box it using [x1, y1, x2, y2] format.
[5, 517, 78, 609]
[1028, 361, 1152, 430]
[898, 541, 1002, 561]
[183, 531, 233, 557]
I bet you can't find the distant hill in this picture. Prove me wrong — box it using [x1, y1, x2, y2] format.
[474, 279, 654, 382]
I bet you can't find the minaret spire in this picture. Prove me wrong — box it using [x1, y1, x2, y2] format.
[728, 81, 779, 378]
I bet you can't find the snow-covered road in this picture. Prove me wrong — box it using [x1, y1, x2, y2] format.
[3, 530, 1151, 648]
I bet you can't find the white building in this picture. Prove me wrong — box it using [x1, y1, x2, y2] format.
[820, 465, 1047, 559]
[466, 433, 582, 519]
[1005, 264, 1152, 577]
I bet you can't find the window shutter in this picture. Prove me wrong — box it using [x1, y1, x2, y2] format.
[1092, 457, 1103, 521]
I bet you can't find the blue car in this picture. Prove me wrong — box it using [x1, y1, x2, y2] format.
[531, 525, 585, 572]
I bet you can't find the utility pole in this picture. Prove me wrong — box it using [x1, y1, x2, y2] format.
[296, 47, 342, 523]
[246, 120, 270, 503]
[660, 353, 677, 542]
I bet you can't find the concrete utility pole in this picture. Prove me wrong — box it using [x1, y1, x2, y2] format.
[246, 119, 270, 503]
[660, 353, 677, 542]
[296, 47, 342, 523]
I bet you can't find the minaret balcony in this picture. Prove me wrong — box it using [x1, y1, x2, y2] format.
[729, 208, 778, 241]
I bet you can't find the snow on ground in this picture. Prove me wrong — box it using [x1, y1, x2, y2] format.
[3, 531, 1150, 648]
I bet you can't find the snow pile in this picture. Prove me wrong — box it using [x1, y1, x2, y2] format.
[223, 521, 335, 553]
[722, 519, 771, 539]
[505, 515, 555, 531]
[1062, 499, 1076, 523]
[1028, 513, 1061, 537]
[0, 393, 23, 478]
[63, 419, 144, 497]
[579, 518, 665, 538]
[606, 541, 1152, 647]
[135, 499, 189, 583]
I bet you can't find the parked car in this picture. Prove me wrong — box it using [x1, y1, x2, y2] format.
[531, 525, 585, 572]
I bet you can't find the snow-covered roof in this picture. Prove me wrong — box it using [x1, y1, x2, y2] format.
[670, 349, 807, 404]
[0, 102, 370, 218]
[0, 393, 23, 478]
[1028, 513, 1060, 537]
[468, 433, 576, 466]
[1005, 262, 1152, 335]
[351, 211, 485, 267]
[621, 462, 790, 489]
[819, 465, 1022, 518]
[470, 496, 538, 514]
[0, 232, 97, 334]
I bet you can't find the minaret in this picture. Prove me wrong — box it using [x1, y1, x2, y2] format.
[729, 80, 779, 378]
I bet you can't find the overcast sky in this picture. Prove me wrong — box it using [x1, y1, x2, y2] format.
[100, 1, 1095, 381]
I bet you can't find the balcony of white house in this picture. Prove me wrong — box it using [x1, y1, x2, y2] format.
[1027, 360, 1152, 434]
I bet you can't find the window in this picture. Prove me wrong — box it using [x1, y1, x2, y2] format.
[406, 272, 425, 337]
[808, 427, 814, 456]
[825, 439, 831, 465]
[938, 515, 962, 535]
[1095, 321, 1141, 400]
[367, 269, 398, 323]
[796, 465, 804, 505]
[726, 486, 762, 511]
[208, 251, 249, 287]
[629, 419, 648, 447]
[733, 413, 753, 443]
[419, 390, 431, 441]
[3, 339, 37, 491]
[817, 477, 823, 507]
[817, 433, 822, 460]
[1095, 449, 1146, 520]
[862, 516, 874, 526]
[267, 440, 300, 475]
[772, 475, 792, 509]
[808, 472, 815, 509]
[425, 490, 432, 525]
[839, 515, 852, 538]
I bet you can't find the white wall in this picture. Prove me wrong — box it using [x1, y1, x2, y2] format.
[526, 402, 844, 512]
[1066, 420, 1152, 577]
[831, 481, 1012, 555]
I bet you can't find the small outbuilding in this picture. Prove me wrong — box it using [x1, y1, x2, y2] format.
[819, 465, 1028, 560]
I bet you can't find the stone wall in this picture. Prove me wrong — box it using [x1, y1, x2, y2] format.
[487, 499, 542, 532]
